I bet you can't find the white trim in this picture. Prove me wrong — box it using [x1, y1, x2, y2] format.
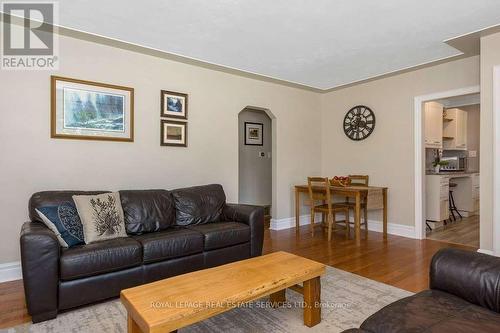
[478, 249, 495, 256]
[493, 66, 500, 256]
[270, 215, 416, 239]
[0, 261, 22, 283]
[270, 214, 322, 230]
[413, 86, 480, 240]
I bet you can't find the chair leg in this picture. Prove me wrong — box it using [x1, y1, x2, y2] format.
[448, 191, 456, 222]
[327, 213, 333, 242]
[310, 208, 315, 237]
[345, 209, 349, 239]
[363, 207, 368, 235]
[346, 208, 352, 238]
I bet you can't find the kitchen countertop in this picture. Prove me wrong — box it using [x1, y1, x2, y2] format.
[425, 171, 479, 176]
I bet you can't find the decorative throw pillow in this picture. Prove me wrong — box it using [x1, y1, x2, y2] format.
[73, 192, 127, 244]
[36, 202, 85, 248]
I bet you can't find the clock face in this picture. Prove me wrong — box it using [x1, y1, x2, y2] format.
[343, 105, 376, 141]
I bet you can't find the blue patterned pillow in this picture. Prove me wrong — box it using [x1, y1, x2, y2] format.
[36, 202, 85, 247]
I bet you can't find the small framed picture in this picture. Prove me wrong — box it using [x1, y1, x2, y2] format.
[51, 76, 134, 142]
[161, 120, 187, 147]
[244, 122, 263, 146]
[161, 90, 187, 119]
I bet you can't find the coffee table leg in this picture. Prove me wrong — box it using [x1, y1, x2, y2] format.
[270, 289, 286, 308]
[128, 314, 142, 333]
[303, 277, 321, 327]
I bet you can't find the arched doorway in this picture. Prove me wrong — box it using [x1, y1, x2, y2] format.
[238, 107, 275, 227]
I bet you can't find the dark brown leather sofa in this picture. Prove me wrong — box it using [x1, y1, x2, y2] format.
[343, 248, 500, 333]
[20, 184, 264, 323]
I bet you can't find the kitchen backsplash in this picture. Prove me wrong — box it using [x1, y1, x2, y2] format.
[425, 148, 478, 172]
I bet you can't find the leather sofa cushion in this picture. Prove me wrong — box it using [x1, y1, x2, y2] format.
[359, 289, 500, 333]
[133, 228, 204, 264]
[186, 222, 250, 251]
[29, 191, 108, 222]
[60, 237, 142, 281]
[120, 190, 175, 234]
[172, 184, 226, 226]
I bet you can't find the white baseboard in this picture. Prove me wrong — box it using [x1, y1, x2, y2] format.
[270, 214, 416, 239]
[477, 249, 495, 256]
[270, 214, 321, 230]
[0, 261, 22, 283]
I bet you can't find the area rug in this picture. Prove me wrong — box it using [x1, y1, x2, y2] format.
[3, 267, 412, 333]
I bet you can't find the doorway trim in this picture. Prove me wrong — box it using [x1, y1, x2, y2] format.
[413, 85, 480, 240]
[493, 66, 500, 255]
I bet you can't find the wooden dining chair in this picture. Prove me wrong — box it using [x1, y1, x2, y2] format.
[340, 175, 369, 233]
[307, 177, 349, 241]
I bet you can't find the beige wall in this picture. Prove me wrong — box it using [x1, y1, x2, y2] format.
[320, 56, 480, 228]
[0, 29, 492, 265]
[0, 34, 322, 263]
[480, 32, 500, 251]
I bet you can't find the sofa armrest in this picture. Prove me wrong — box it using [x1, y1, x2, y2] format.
[430, 248, 500, 313]
[223, 204, 264, 257]
[20, 222, 60, 322]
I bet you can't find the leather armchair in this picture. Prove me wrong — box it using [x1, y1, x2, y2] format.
[223, 204, 264, 257]
[20, 222, 60, 322]
[343, 248, 500, 333]
[430, 248, 500, 313]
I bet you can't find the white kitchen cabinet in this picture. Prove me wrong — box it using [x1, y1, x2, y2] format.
[426, 175, 449, 222]
[443, 108, 467, 150]
[424, 102, 443, 148]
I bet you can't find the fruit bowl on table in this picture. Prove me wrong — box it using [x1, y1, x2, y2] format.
[330, 176, 351, 187]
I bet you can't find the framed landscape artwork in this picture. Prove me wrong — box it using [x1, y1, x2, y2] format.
[161, 90, 188, 119]
[161, 120, 187, 147]
[244, 122, 263, 146]
[51, 76, 134, 142]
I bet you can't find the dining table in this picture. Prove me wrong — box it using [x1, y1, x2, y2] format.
[294, 184, 388, 245]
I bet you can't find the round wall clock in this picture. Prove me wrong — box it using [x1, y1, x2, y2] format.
[343, 105, 376, 141]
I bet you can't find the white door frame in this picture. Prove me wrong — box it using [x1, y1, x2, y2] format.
[493, 66, 500, 255]
[413, 85, 480, 240]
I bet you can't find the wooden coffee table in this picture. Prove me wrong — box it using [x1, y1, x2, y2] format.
[121, 251, 326, 333]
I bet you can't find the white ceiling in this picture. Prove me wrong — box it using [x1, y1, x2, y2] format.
[55, 0, 500, 90]
[436, 93, 481, 108]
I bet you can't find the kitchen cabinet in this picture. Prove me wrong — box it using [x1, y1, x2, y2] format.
[426, 175, 449, 222]
[452, 173, 480, 216]
[424, 102, 443, 148]
[443, 108, 467, 150]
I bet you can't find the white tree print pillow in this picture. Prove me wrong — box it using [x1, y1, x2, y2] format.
[73, 192, 127, 244]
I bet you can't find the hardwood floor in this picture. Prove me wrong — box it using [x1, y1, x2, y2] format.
[263, 225, 474, 293]
[0, 225, 474, 329]
[426, 215, 479, 247]
[0, 279, 30, 329]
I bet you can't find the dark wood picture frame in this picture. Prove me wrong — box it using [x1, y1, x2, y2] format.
[161, 90, 188, 120]
[51, 75, 134, 142]
[161, 119, 187, 147]
[244, 122, 264, 146]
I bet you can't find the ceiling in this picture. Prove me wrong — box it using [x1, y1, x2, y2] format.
[51, 1, 500, 90]
[435, 94, 481, 108]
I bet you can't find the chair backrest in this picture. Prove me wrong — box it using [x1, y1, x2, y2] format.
[349, 175, 369, 187]
[307, 177, 332, 208]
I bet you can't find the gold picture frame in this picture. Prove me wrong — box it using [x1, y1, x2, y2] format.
[51, 75, 134, 142]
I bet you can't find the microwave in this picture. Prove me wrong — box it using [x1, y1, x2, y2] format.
[440, 156, 467, 171]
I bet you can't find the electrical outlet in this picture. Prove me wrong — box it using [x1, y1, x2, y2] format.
[469, 150, 477, 158]
[259, 152, 265, 157]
